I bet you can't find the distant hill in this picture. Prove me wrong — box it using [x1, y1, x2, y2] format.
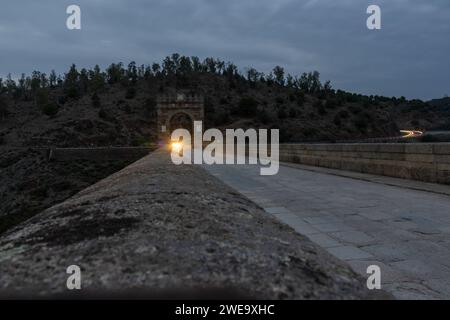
[392, 97, 450, 132]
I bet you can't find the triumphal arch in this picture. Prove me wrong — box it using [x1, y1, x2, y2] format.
[156, 92, 204, 142]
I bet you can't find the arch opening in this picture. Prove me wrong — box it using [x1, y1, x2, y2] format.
[168, 112, 194, 135]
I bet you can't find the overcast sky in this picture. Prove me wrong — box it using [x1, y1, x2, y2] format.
[0, 0, 448, 100]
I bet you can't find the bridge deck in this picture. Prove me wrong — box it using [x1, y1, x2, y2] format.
[0, 151, 380, 299]
[203, 162, 450, 299]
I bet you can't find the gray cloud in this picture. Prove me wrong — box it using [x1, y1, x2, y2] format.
[0, 0, 448, 100]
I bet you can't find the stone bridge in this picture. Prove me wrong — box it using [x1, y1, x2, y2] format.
[1, 142, 450, 299]
[278, 143, 450, 185]
[0, 149, 384, 299]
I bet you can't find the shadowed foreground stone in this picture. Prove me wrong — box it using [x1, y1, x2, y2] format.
[0, 150, 388, 299]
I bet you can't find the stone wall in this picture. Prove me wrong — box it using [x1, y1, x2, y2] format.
[48, 147, 154, 161]
[279, 143, 450, 184]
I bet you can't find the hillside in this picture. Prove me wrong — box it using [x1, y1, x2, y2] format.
[392, 98, 450, 132]
[0, 55, 407, 149]
[428, 97, 450, 108]
[1, 54, 449, 233]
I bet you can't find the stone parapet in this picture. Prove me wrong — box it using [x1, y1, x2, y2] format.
[280, 143, 450, 184]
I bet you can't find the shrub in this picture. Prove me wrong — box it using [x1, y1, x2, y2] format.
[0, 97, 9, 119]
[98, 108, 108, 119]
[275, 96, 285, 105]
[131, 136, 147, 147]
[303, 127, 318, 137]
[337, 110, 349, 119]
[42, 103, 59, 116]
[333, 114, 342, 126]
[52, 181, 72, 191]
[237, 97, 258, 116]
[313, 99, 323, 109]
[349, 105, 362, 114]
[143, 97, 157, 116]
[277, 107, 287, 119]
[31, 186, 48, 198]
[91, 92, 101, 108]
[318, 105, 327, 116]
[35, 89, 49, 108]
[316, 91, 327, 100]
[314, 100, 326, 115]
[65, 86, 80, 100]
[57, 96, 67, 105]
[125, 86, 136, 99]
[257, 109, 270, 124]
[124, 104, 132, 114]
[346, 94, 359, 103]
[335, 97, 345, 106]
[325, 99, 337, 109]
[289, 108, 297, 118]
[355, 115, 368, 131]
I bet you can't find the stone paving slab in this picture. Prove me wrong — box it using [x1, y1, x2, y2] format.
[203, 162, 450, 299]
[361, 243, 412, 262]
[313, 222, 353, 233]
[389, 259, 450, 279]
[383, 282, 442, 300]
[306, 233, 342, 248]
[330, 231, 375, 246]
[302, 216, 341, 225]
[346, 260, 411, 284]
[264, 207, 291, 214]
[327, 246, 373, 261]
[272, 213, 321, 235]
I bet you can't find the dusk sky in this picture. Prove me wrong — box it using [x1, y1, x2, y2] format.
[0, 0, 448, 100]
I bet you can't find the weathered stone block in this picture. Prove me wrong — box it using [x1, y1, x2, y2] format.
[405, 144, 434, 154]
[433, 144, 450, 155]
[278, 143, 450, 185]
